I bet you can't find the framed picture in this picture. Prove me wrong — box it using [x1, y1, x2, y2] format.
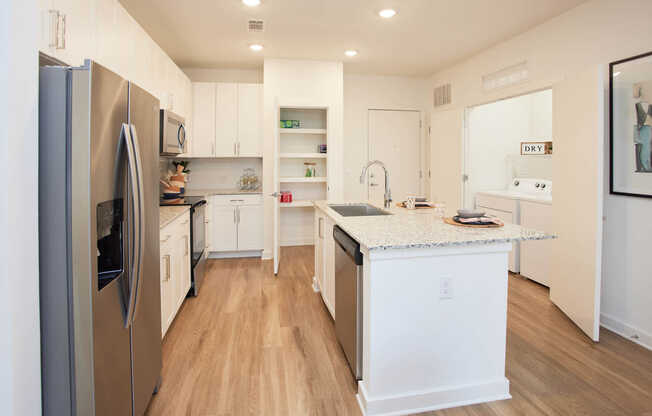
[610, 51, 652, 198]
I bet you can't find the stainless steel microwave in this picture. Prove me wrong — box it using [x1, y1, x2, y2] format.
[159, 109, 186, 155]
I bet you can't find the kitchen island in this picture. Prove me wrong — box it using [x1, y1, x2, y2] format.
[313, 201, 552, 416]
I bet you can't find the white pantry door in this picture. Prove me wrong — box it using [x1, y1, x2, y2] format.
[550, 66, 604, 341]
[273, 102, 281, 275]
[368, 110, 421, 205]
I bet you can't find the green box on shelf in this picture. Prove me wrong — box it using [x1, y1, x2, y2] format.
[280, 120, 301, 128]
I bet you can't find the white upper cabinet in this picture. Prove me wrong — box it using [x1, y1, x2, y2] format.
[237, 84, 263, 157]
[39, 0, 94, 67]
[191, 83, 216, 157]
[39, 0, 193, 123]
[190, 82, 263, 158]
[215, 83, 239, 157]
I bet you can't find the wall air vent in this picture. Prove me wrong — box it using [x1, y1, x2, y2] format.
[248, 20, 264, 32]
[482, 61, 528, 91]
[433, 83, 452, 107]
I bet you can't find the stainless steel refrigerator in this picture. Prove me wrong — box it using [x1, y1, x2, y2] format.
[39, 60, 162, 416]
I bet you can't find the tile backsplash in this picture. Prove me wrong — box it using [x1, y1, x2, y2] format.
[160, 158, 262, 190]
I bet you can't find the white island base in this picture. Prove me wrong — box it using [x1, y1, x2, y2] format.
[357, 242, 512, 416]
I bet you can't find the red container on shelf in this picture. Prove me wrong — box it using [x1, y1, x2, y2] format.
[280, 191, 293, 203]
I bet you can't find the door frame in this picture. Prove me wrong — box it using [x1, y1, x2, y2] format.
[366, 108, 425, 200]
[461, 87, 554, 209]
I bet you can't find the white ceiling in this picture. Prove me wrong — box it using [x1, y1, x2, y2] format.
[119, 0, 587, 76]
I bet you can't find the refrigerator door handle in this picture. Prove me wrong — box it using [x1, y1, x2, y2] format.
[122, 123, 139, 328]
[129, 123, 146, 325]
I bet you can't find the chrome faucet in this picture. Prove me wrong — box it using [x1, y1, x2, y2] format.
[360, 160, 392, 208]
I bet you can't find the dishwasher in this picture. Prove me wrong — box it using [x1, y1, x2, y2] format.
[333, 225, 363, 380]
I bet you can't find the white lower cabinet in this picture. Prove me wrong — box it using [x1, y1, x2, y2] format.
[314, 208, 335, 319]
[237, 205, 265, 250]
[210, 195, 264, 253]
[160, 211, 191, 338]
[211, 205, 238, 252]
[314, 210, 325, 292]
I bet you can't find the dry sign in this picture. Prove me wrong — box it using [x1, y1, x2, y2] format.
[521, 141, 552, 155]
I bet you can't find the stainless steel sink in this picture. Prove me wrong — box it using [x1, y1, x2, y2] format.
[328, 204, 392, 217]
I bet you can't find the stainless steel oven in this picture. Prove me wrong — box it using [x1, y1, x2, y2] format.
[190, 200, 206, 296]
[159, 109, 186, 155]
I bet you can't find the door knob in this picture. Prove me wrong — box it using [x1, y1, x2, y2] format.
[369, 183, 379, 187]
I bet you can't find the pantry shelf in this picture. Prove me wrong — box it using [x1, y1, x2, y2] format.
[280, 153, 327, 159]
[280, 200, 314, 208]
[280, 177, 327, 183]
[280, 128, 327, 135]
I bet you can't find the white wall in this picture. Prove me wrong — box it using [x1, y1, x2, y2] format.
[263, 59, 343, 256]
[343, 74, 429, 201]
[427, 0, 652, 349]
[183, 67, 263, 84]
[465, 89, 552, 208]
[1, 1, 42, 415]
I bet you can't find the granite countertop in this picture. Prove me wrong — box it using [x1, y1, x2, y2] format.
[160, 206, 190, 229]
[314, 201, 554, 251]
[182, 188, 262, 197]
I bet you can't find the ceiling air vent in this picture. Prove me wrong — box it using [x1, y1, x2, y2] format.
[248, 20, 264, 32]
[433, 83, 452, 107]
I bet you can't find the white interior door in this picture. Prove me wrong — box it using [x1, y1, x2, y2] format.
[550, 66, 604, 341]
[273, 103, 281, 274]
[368, 110, 421, 205]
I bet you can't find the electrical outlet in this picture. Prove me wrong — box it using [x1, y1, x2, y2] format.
[440, 276, 454, 300]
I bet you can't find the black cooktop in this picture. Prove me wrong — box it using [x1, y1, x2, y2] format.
[159, 195, 206, 207]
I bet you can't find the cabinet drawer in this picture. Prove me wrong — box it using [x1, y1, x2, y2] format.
[160, 211, 190, 247]
[211, 194, 262, 206]
[475, 194, 517, 213]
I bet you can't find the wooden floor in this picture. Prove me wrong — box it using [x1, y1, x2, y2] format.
[145, 246, 652, 416]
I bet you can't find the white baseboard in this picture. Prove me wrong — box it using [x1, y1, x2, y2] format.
[357, 379, 510, 416]
[312, 276, 320, 292]
[261, 249, 272, 260]
[600, 313, 652, 351]
[280, 238, 313, 247]
[208, 250, 262, 259]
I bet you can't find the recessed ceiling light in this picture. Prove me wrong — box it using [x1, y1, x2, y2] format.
[613, 71, 621, 77]
[242, 0, 261, 6]
[249, 44, 263, 51]
[379, 9, 397, 18]
[345, 50, 358, 57]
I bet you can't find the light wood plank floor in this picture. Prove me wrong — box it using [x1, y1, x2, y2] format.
[145, 246, 652, 416]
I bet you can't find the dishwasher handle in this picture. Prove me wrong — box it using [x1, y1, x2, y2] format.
[333, 225, 363, 265]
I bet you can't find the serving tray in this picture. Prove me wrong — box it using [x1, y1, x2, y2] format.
[444, 217, 503, 228]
